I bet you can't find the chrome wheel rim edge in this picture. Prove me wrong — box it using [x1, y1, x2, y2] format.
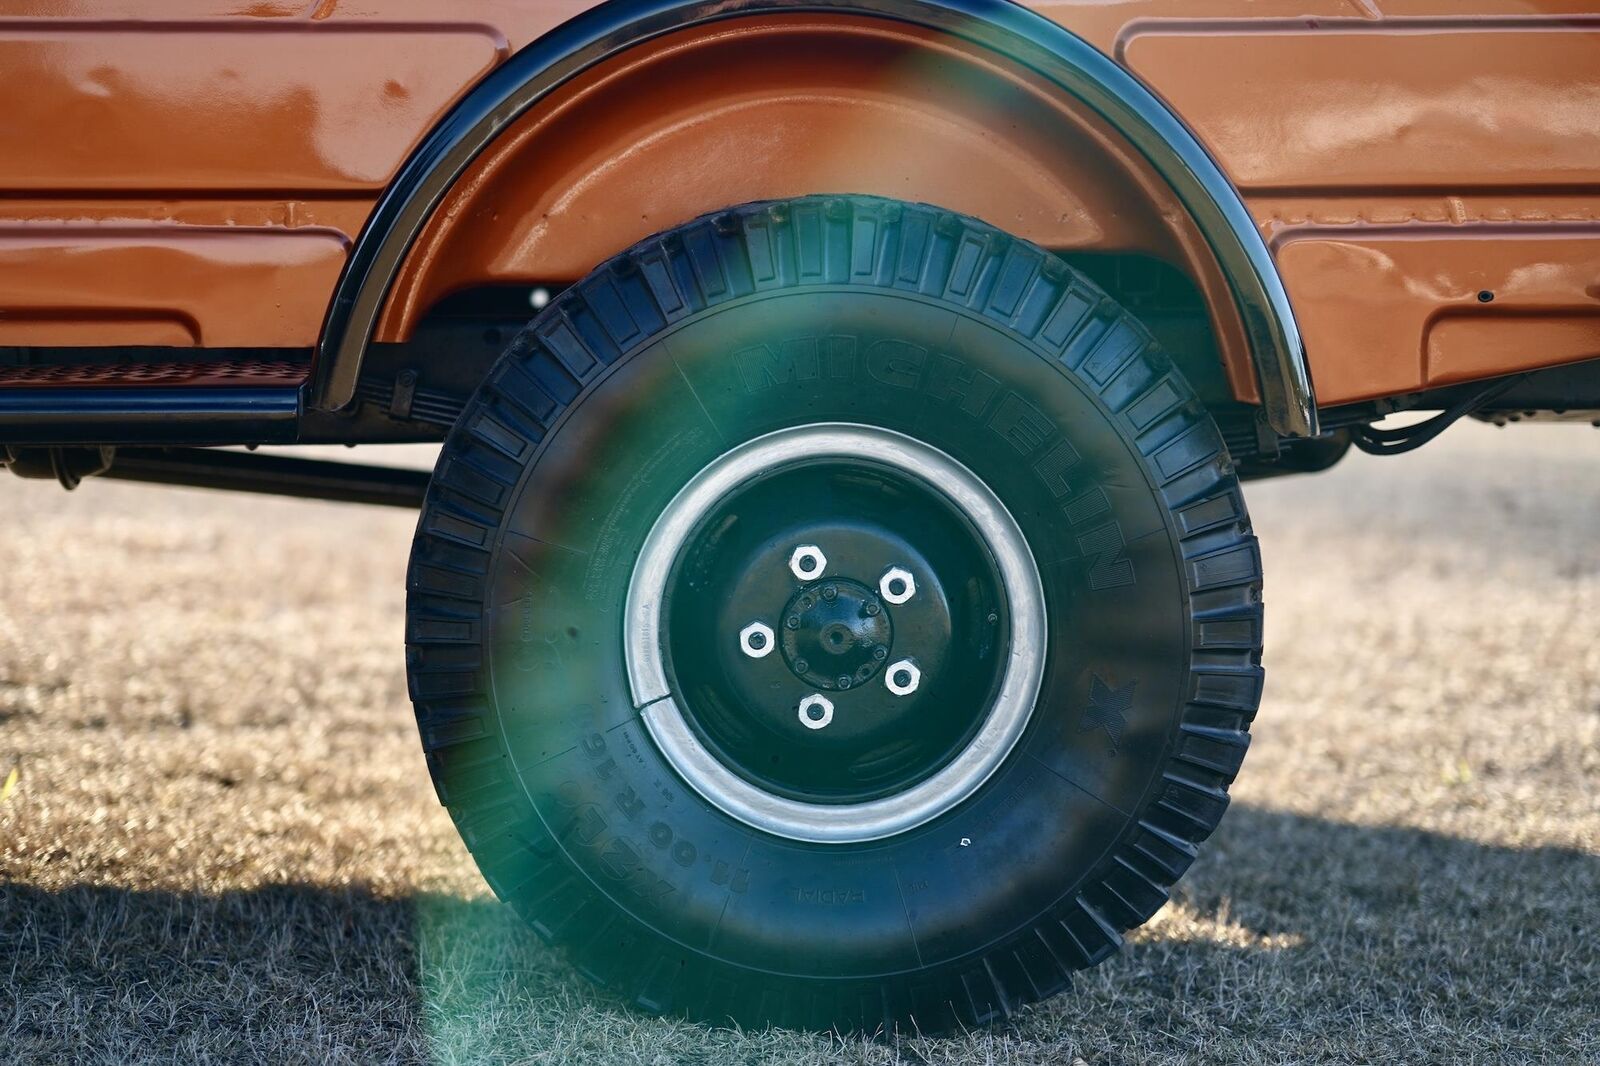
[624, 422, 1046, 844]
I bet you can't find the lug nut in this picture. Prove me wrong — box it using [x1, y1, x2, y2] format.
[798, 693, 834, 730]
[879, 567, 916, 605]
[789, 545, 827, 581]
[739, 621, 775, 659]
[885, 659, 921, 696]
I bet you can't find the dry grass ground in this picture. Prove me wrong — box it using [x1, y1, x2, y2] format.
[2, 424, 1597, 1064]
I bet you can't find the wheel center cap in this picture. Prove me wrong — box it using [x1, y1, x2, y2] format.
[780, 578, 891, 690]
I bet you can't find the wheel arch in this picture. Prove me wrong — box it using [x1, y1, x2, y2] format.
[310, 0, 1318, 438]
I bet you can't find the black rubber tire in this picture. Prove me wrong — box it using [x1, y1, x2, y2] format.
[405, 195, 1263, 1033]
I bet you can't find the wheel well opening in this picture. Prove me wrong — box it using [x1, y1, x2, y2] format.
[1055, 252, 1233, 409]
[389, 252, 1236, 425]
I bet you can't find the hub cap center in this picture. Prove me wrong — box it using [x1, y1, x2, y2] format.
[781, 580, 891, 689]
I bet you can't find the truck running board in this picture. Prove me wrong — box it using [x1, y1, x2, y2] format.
[0, 360, 305, 445]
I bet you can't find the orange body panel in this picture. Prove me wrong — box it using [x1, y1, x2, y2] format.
[1120, 21, 1600, 192]
[0, 222, 352, 348]
[0, 20, 505, 192]
[386, 20, 1173, 288]
[0, 0, 1597, 409]
[1274, 224, 1600, 402]
[374, 18, 1240, 378]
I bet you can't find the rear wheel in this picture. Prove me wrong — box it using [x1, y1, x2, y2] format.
[405, 195, 1262, 1032]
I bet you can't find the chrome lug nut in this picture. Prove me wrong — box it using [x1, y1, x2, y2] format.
[789, 544, 828, 581]
[739, 621, 775, 659]
[885, 659, 921, 696]
[879, 566, 916, 604]
[798, 693, 834, 730]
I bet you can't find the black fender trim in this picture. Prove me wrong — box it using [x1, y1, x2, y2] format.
[310, 0, 1318, 437]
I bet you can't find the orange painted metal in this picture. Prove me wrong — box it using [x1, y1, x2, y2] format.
[1274, 224, 1600, 404]
[0, 1, 1597, 412]
[1120, 20, 1600, 193]
[373, 18, 1231, 357]
[0, 19, 505, 192]
[0, 223, 352, 349]
[1118, 12, 1600, 404]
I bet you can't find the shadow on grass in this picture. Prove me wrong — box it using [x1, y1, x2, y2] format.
[3, 808, 1597, 1063]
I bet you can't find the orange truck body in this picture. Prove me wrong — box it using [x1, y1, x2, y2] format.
[0, 1, 1597, 410]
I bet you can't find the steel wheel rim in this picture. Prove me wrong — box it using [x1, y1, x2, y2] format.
[624, 423, 1046, 843]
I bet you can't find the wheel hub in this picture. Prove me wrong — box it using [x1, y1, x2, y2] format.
[780, 579, 891, 690]
[624, 424, 1046, 843]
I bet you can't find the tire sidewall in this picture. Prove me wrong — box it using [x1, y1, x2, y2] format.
[481, 285, 1192, 979]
